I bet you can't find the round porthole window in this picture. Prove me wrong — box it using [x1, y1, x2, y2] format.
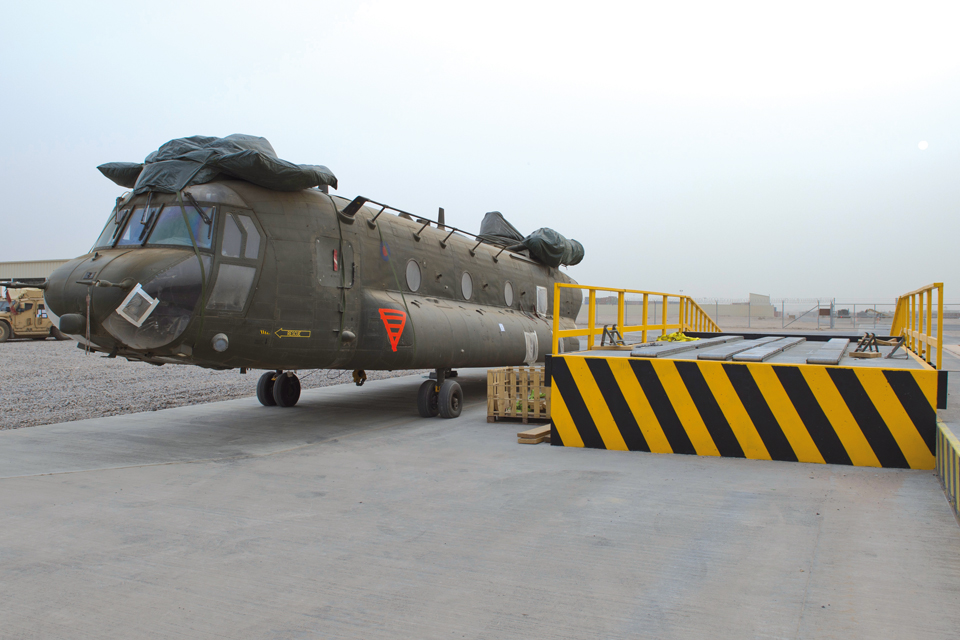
[406, 259, 421, 292]
[504, 281, 514, 307]
[461, 271, 473, 300]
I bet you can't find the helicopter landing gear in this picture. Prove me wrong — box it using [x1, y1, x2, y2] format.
[438, 379, 462, 418]
[273, 371, 301, 407]
[256, 371, 277, 406]
[417, 380, 440, 417]
[418, 369, 462, 419]
[257, 370, 301, 407]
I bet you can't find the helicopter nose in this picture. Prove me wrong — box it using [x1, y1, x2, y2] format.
[45, 250, 208, 351]
[45, 254, 130, 326]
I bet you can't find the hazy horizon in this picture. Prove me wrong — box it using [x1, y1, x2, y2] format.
[3, 1, 958, 300]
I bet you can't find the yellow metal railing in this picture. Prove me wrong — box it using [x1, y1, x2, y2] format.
[552, 284, 722, 353]
[890, 282, 943, 370]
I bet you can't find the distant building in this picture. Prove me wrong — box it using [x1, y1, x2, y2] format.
[705, 293, 777, 319]
[0, 260, 71, 297]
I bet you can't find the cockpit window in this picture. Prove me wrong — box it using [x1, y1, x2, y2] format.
[92, 208, 131, 249]
[116, 205, 162, 246]
[220, 212, 262, 260]
[238, 215, 261, 259]
[221, 214, 242, 258]
[147, 205, 216, 249]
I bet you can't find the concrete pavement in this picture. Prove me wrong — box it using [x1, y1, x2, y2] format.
[2, 369, 960, 639]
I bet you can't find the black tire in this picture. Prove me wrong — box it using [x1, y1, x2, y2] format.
[0, 322, 9, 343]
[51, 327, 70, 341]
[257, 371, 277, 407]
[438, 380, 463, 419]
[417, 379, 440, 417]
[273, 372, 301, 407]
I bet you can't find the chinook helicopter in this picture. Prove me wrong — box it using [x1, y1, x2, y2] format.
[33, 135, 584, 418]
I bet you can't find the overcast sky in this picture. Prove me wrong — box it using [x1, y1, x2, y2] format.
[2, 1, 958, 300]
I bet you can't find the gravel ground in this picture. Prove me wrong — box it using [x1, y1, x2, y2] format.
[0, 339, 426, 430]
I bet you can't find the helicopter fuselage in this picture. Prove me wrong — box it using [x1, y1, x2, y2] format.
[44, 181, 582, 373]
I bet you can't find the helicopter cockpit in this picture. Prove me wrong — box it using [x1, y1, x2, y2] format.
[93, 200, 216, 252]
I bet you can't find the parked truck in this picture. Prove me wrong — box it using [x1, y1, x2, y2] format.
[0, 288, 67, 342]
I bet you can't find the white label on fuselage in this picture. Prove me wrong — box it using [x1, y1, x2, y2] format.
[499, 323, 505, 332]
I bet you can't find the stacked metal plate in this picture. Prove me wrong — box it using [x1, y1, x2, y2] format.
[806, 338, 850, 365]
[732, 337, 805, 362]
[697, 336, 780, 361]
[630, 335, 742, 358]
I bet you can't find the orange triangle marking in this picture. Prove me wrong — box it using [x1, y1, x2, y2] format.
[379, 308, 407, 352]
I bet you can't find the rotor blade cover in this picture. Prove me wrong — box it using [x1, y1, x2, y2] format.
[478, 211, 524, 247]
[97, 162, 144, 189]
[98, 134, 338, 194]
[514, 228, 585, 268]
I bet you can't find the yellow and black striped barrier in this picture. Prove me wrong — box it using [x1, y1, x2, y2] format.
[937, 423, 960, 515]
[547, 354, 942, 470]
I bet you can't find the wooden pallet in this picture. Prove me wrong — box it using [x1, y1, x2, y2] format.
[487, 366, 551, 424]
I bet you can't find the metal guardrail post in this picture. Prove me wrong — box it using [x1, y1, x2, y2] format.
[587, 290, 597, 350]
[617, 292, 625, 341]
[661, 295, 668, 338]
[552, 283, 562, 354]
[912, 295, 917, 353]
[642, 294, 649, 343]
[918, 294, 923, 355]
[937, 284, 943, 369]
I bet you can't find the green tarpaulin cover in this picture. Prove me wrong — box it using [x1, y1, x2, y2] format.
[98, 134, 337, 195]
[478, 211, 584, 268]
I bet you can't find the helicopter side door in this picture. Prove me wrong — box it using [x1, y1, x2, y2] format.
[314, 223, 360, 368]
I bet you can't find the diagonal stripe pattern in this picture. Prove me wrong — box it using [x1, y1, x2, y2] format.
[549, 355, 938, 470]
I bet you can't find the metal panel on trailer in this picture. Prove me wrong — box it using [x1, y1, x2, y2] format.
[698, 336, 780, 361]
[733, 337, 806, 362]
[629, 335, 741, 358]
[806, 338, 850, 365]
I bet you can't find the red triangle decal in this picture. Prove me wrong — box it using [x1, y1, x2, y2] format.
[378, 308, 407, 352]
